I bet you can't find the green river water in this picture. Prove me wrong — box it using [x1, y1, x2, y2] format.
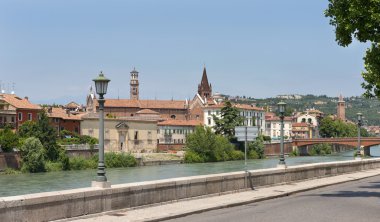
[1, 147, 379, 197]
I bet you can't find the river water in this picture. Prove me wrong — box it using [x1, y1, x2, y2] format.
[1, 147, 379, 197]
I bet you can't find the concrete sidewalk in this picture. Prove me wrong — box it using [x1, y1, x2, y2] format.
[64, 168, 380, 222]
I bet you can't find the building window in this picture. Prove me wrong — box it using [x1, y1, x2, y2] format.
[196, 115, 200, 120]
[89, 129, 94, 136]
[60, 126, 64, 131]
[148, 131, 152, 140]
[75, 127, 79, 134]
[28, 113, 32, 121]
[208, 118, 211, 125]
[18, 112, 22, 121]
[171, 115, 176, 119]
[54, 118, 59, 123]
[134, 131, 138, 140]
[11, 117, 15, 123]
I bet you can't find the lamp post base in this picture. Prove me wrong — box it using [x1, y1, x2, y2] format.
[92, 181, 111, 188]
[277, 163, 287, 169]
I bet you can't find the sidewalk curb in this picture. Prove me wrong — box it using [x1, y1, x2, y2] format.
[142, 172, 380, 222]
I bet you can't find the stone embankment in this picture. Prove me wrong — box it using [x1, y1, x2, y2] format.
[1, 158, 380, 222]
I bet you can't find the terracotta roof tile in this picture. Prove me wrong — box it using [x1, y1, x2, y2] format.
[95, 99, 187, 109]
[46, 107, 84, 120]
[0, 94, 41, 110]
[136, 109, 159, 115]
[158, 119, 203, 126]
[235, 104, 264, 111]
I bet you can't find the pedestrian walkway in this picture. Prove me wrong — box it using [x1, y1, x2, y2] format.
[62, 168, 380, 222]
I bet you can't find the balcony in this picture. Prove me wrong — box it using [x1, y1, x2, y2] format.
[0, 110, 16, 115]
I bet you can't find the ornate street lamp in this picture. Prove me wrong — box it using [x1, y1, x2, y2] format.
[92, 71, 111, 187]
[278, 101, 286, 168]
[356, 113, 363, 160]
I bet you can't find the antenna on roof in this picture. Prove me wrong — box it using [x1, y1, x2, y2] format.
[0, 82, 4, 94]
[117, 88, 120, 100]
[11, 82, 15, 94]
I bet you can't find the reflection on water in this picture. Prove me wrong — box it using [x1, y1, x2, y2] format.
[1, 147, 379, 197]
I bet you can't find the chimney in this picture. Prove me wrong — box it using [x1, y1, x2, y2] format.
[66, 109, 70, 117]
[48, 107, 52, 113]
[24, 96, 29, 101]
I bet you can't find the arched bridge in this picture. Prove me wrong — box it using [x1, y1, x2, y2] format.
[292, 137, 380, 156]
[292, 137, 380, 147]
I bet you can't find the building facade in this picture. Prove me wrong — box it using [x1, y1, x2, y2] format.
[81, 113, 159, 153]
[292, 122, 313, 139]
[265, 116, 292, 140]
[46, 107, 83, 135]
[0, 94, 41, 130]
[157, 119, 202, 151]
[203, 103, 266, 134]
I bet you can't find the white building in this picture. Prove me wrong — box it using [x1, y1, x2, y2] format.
[265, 116, 293, 140]
[296, 113, 318, 127]
[157, 120, 202, 151]
[203, 103, 266, 134]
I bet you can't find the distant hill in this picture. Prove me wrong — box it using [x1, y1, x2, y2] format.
[227, 94, 380, 126]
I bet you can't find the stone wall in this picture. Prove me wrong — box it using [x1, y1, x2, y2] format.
[0, 152, 20, 170]
[1, 158, 380, 222]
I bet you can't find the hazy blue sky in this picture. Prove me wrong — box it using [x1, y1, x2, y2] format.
[0, 0, 368, 104]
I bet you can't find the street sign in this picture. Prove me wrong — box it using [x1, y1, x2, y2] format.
[235, 126, 258, 142]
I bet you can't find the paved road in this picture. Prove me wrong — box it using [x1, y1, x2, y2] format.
[165, 175, 380, 222]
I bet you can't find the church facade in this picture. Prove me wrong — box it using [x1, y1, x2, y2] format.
[86, 67, 218, 122]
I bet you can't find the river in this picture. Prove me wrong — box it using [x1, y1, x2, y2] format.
[1, 147, 379, 197]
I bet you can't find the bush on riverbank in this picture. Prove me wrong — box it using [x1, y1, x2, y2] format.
[247, 136, 265, 159]
[309, 144, 332, 156]
[19, 137, 46, 173]
[184, 126, 245, 163]
[69, 152, 137, 170]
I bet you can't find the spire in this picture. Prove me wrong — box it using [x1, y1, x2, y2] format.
[198, 66, 212, 99]
[201, 67, 209, 87]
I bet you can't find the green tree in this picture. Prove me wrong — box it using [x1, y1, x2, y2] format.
[18, 111, 61, 161]
[319, 116, 369, 138]
[325, 1, 380, 98]
[19, 137, 46, 173]
[184, 126, 240, 163]
[0, 126, 19, 152]
[18, 121, 39, 138]
[213, 101, 244, 140]
[248, 136, 265, 159]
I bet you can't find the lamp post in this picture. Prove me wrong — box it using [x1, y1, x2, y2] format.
[356, 113, 363, 160]
[92, 71, 111, 187]
[278, 101, 286, 168]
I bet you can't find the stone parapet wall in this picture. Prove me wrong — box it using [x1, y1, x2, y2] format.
[1, 158, 380, 222]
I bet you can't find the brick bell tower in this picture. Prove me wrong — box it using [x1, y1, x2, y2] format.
[198, 66, 212, 99]
[337, 94, 345, 121]
[130, 68, 139, 100]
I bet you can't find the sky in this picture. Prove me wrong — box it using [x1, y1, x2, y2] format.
[0, 0, 369, 105]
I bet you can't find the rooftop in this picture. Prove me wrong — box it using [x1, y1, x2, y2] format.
[0, 94, 41, 110]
